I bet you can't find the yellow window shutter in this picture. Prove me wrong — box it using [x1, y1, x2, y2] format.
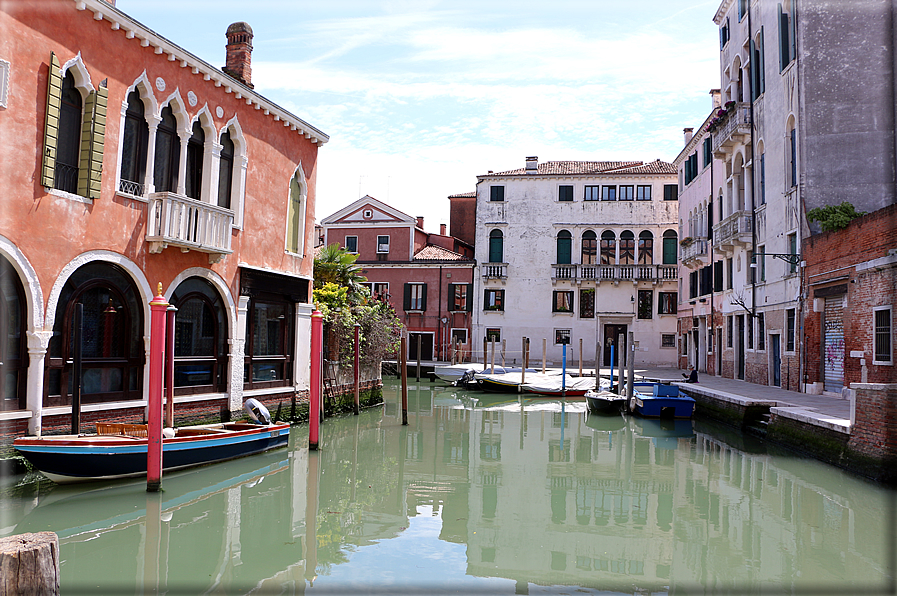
[41, 53, 62, 188]
[77, 83, 107, 199]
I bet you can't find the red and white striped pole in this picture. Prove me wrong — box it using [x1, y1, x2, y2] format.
[309, 310, 323, 450]
[147, 283, 168, 492]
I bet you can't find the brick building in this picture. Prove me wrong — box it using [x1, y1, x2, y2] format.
[320, 196, 475, 362]
[0, 0, 326, 440]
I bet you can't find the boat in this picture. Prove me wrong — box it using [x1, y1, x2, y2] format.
[521, 375, 599, 397]
[13, 399, 290, 484]
[474, 371, 558, 393]
[630, 382, 695, 418]
[433, 362, 485, 384]
[585, 390, 628, 414]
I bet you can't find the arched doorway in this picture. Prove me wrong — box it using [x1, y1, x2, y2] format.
[170, 277, 228, 394]
[0, 255, 26, 410]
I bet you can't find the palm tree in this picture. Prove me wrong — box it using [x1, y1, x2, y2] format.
[314, 243, 368, 301]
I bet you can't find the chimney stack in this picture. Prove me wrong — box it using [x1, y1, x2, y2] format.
[224, 22, 254, 89]
[710, 88, 721, 109]
[440, 224, 447, 235]
[683, 127, 694, 145]
[525, 156, 538, 174]
[416, 216, 424, 229]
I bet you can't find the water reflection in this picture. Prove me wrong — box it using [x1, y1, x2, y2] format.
[1, 379, 894, 594]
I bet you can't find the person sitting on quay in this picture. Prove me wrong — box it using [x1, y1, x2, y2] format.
[682, 367, 698, 383]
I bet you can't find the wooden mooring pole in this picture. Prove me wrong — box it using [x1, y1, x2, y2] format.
[400, 336, 408, 425]
[353, 323, 360, 415]
[0, 532, 60, 596]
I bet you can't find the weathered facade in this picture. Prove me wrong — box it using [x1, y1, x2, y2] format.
[473, 157, 680, 368]
[320, 196, 475, 362]
[0, 0, 326, 441]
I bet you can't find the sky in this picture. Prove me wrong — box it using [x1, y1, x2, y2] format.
[117, 0, 722, 234]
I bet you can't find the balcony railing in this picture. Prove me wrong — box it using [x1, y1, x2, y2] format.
[118, 178, 146, 197]
[711, 102, 752, 156]
[593, 264, 677, 283]
[146, 192, 234, 262]
[713, 211, 753, 251]
[482, 263, 507, 279]
[552, 264, 577, 280]
[681, 239, 710, 267]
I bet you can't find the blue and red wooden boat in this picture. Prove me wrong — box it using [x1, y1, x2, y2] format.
[631, 382, 695, 418]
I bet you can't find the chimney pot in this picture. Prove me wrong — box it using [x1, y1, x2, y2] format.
[683, 127, 694, 145]
[710, 88, 722, 109]
[525, 156, 538, 173]
[224, 22, 254, 89]
[416, 216, 424, 229]
[440, 224, 447, 235]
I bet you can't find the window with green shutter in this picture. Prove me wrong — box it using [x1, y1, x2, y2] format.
[286, 175, 304, 254]
[556, 230, 572, 264]
[76, 82, 107, 200]
[41, 53, 63, 188]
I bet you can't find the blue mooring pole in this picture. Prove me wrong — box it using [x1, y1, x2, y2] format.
[562, 343, 567, 397]
[609, 345, 615, 392]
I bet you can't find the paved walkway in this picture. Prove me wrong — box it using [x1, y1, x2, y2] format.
[629, 366, 853, 423]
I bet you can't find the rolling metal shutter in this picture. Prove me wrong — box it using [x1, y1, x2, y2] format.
[823, 296, 844, 393]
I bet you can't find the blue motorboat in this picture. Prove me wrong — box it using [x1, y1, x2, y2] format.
[631, 382, 695, 418]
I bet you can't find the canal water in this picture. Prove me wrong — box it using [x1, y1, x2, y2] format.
[1, 378, 895, 595]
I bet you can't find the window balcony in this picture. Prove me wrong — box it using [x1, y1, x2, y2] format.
[681, 238, 710, 268]
[711, 102, 752, 157]
[146, 192, 234, 263]
[482, 262, 507, 279]
[713, 211, 753, 253]
[594, 264, 677, 284]
[552, 264, 577, 281]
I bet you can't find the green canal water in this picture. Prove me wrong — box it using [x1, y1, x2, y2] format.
[1, 378, 895, 595]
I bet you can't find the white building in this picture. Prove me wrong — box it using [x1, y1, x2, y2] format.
[472, 157, 680, 369]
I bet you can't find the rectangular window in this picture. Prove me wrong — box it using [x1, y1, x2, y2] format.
[738, 0, 747, 21]
[345, 235, 358, 253]
[637, 290, 653, 319]
[689, 270, 698, 299]
[243, 298, 294, 390]
[661, 334, 676, 348]
[601, 186, 617, 201]
[758, 245, 766, 282]
[484, 289, 504, 311]
[720, 17, 730, 50]
[579, 289, 595, 318]
[490, 186, 504, 202]
[786, 308, 796, 352]
[485, 328, 501, 343]
[708, 326, 714, 353]
[449, 283, 472, 312]
[779, 2, 795, 72]
[584, 186, 599, 201]
[558, 185, 574, 202]
[727, 258, 733, 290]
[619, 185, 634, 201]
[404, 283, 427, 311]
[451, 328, 468, 345]
[788, 232, 798, 274]
[746, 314, 753, 349]
[759, 153, 766, 204]
[788, 127, 797, 188]
[727, 316, 734, 348]
[703, 137, 712, 168]
[714, 260, 723, 292]
[553, 291, 574, 313]
[372, 282, 389, 300]
[377, 235, 390, 253]
[874, 307, 892, 363]
[658, 292, 677, 315]
[555, 329, 571, 345]
[758, 313, 766, 350]
[636, 185, 652, 201]
[663, 184, 678, 201]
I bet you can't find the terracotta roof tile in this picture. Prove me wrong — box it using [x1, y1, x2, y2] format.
[448, 191, 477, 198]
[413, 245, 474, 262]
[482, 160, 676, 177]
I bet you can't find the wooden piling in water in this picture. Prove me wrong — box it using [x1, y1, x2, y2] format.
[0, 532, 60, 596]
[400, 336, 408, 425]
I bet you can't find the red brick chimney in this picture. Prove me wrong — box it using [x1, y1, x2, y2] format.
[224, 22, 254, 89]
[440, 224, 446, 235]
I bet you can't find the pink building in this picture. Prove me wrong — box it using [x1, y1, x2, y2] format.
[0, 0, 326, 440]
[320, 197, 475, 362]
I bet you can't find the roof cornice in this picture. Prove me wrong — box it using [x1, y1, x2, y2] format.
[714, 0, 735, 25]
[77, 0, 328, 146]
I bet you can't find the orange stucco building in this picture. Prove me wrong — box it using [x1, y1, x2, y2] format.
[0, 0, 327, 440]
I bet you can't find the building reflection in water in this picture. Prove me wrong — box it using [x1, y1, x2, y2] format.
[4, 380, 894, 594]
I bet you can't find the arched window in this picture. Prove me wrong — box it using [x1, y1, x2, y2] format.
[488, 229, 503, 263]
[286, 171, 306, 254]
[600, 231, 616, 264]
[556, 230, 572, 264]
[662, 230, 678, 264]
[153, 105, 180, 193]
[0, 256, 26, 411]
[619, 231, 635, 265]
[218, 130, 234, 209]
[55, 71, 82, 193]
[119, 90, 149, 196]
[581, 231, 597, 265]
[638, 231, 654, 264]
[46, 262, 144, 406]
[171, 277, 228, 394]
[185, 121, 204, 200]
